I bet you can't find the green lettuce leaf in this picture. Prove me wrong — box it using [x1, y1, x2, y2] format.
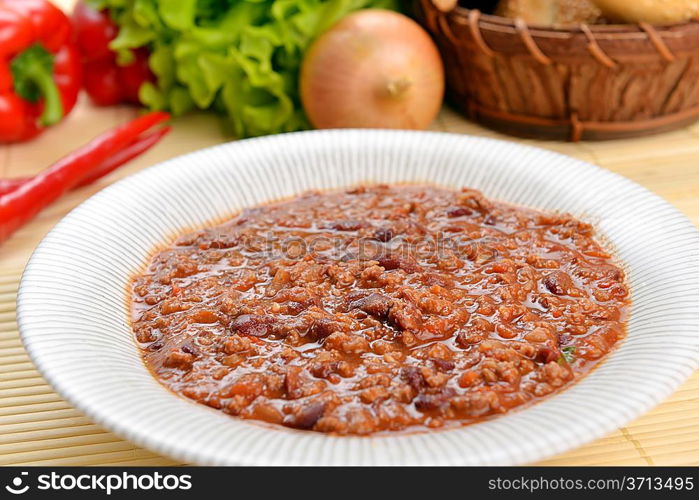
[95, 0, 398, 137]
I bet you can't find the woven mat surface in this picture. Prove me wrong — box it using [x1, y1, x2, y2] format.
[1, 25, 699, 464]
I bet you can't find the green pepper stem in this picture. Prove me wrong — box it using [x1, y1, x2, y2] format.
[11, 45, 64, 127]
[26, 60, 63, 126]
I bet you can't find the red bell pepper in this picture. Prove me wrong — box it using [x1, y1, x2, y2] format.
[72, 0, 152, 106]
[0, 0, 81, 143]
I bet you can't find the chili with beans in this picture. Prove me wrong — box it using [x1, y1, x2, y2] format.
[131, 185, 629, 434]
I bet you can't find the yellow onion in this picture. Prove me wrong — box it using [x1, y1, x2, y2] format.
[300, 10, 445, 130]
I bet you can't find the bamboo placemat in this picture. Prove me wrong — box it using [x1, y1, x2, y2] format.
[1, 96, 698, 465]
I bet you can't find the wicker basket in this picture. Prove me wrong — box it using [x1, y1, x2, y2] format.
[415, 0, 699, 141]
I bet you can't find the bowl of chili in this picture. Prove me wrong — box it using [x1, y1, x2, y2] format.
[17, 130, 699, 465]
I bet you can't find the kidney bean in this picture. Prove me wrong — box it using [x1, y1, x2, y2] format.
[543, 270, 575, 296]
[231, 314, 275, 337]
[283, 400, 326, 429]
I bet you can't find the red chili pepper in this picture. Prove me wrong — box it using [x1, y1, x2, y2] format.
[74, 125, 171, 188]
[0, 0, 81, 143]
[0, 179, 24, 198]
[0, 111, 170, 244]
[0, 125, 171, 197]
[72, 0, 152, 106]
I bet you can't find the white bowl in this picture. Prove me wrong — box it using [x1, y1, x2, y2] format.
[17, 130, 699, 465]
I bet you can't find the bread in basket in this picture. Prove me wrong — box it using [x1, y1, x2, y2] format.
[415, 0, 699, 140]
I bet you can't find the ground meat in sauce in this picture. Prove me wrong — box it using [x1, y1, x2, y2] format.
[131, 185, 630, 435]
